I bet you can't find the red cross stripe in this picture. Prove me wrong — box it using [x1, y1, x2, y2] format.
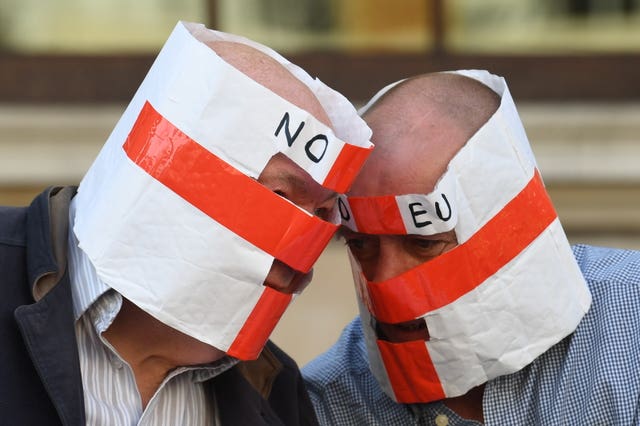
[227, 286, 293, 359]
[377, 339, 445, 403]
[322, 142, 373, 193]
[365, 170, 557, 324]
[347, 195, 407, 234]
[123, 101, 338, 273]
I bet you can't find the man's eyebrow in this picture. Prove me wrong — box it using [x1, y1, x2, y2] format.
[280, 172, 337, 204]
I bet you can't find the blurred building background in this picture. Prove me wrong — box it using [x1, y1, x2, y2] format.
[1, 0, 639, 366]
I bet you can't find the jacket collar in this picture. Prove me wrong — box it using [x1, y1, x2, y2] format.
[236, 345, 283, 399]
[214, 349, 285, 425]
[27, 186, 76, 301]
[14, 186, 85, 426]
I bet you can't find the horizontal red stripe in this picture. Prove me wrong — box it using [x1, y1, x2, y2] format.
[323, 142, 373, 193]
[377, 339, 445, 403]
[367, 171, 556, 323]
[123, 101, 337, 272]
[227, 286, 292, 360]
[348, 195, 407, 234]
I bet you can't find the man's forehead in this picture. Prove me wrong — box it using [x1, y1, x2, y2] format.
[347, 143, 445, 198]
[351, 119, 464, 199]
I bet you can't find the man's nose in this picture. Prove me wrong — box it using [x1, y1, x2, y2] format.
[264, 259, 312, 294]
[368, 237, 421, 283]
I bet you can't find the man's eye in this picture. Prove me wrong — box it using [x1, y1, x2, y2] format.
[344, 235, 378, 260]
[345, 238, 365, 250]
[314, 206, 336, 222]
[408, 237, 448, 256]
[411, 238, 441, 249]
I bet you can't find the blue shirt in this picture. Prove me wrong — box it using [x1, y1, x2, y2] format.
[303, 245, 640, 425]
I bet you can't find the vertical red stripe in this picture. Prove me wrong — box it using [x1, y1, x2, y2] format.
[348, 195, 407, 234]
[227, 286, 293, 360]
[323, 143, 373, 193]
[123, 101, 337, 272]
[367, 171, 557, 323]
[377, 339, 445, 403]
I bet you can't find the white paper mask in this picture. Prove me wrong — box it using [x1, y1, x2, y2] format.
[73, 21, 373, 360]
[341, 70, 591, 403]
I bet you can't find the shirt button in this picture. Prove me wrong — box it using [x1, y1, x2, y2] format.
[435, 414, 449, 426]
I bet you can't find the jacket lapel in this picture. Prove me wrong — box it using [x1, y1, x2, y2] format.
[213, 365, 283, 426]
[15, 273, 85, 426]
[14, 186, 85, 426]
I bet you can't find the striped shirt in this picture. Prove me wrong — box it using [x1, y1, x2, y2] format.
[68, 199, 237, 425]
[303, 245, 640, 425]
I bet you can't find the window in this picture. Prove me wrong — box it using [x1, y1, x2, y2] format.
[0, 0, 639, 103]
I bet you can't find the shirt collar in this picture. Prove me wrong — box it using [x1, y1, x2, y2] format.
[67, 197, 111, 320]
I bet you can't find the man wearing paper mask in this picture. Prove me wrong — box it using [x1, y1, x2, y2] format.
[0, 22, 372, 425]
[303, 70, 640, 424]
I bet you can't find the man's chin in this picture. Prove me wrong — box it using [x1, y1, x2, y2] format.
[375, 318, 430, 343]
[263, 260, 313, 294]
